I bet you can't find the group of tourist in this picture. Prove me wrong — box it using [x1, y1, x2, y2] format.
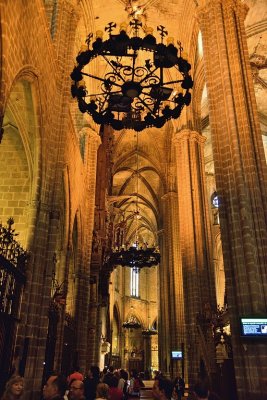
[1, 366, 219, 400]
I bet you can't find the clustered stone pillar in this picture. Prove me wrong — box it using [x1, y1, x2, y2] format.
[20, 203, 55, 397]
[86, 277, 99, 368]
[75, 127, 101, 371]
[159, 192, 185, 378]
[197, 1, 267, 398]
[173, 129, 216, 385]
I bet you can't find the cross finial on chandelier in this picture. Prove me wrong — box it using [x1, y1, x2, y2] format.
[157, 25, 168, 43]
[130, 19, 142, 36]
[105, 22, 117, 35]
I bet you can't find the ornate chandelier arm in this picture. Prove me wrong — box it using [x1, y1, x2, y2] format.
[160, 79, 184, 86]
[81, 72, 122, 88]
[99, 93, 111, 113]
[153, 98, 161, 115]
[139, 66, 160, 84]
[160, 67, 163, 86]
[85, 90, 122, 98]
[135, 95, 156, 115]
[101, 54, 127, 83]
[131, 50, 137, 81]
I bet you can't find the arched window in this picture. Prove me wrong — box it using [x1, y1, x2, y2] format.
[130, 268, 139, 297]
[198, 31, 203, 58]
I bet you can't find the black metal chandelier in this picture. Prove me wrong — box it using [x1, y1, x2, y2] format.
[122, 314, 141, 329]
[110, 245, 160, 270]
[142, 328, 158, 336]
[71, 19, 193, 131]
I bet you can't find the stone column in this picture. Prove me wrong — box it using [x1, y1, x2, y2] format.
[173, 129, 216, 384]
[159, 192, 185, 379]
[20, 202, 57, 399]
[75, 127, 101, 371]
[86, 276, 99, 368]
[197, 1, 267, 398]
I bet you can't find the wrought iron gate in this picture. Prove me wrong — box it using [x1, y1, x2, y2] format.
[0, 219, 27, 394]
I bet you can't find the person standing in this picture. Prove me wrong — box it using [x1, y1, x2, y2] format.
[152, 377, 173, 400]
[68, 380, 85, 400]
[190, 381, 220, 400]
[67, 368, 83, 385]
[43, 374, 68, 400]
[173, 375, 185, 400]
[84, 366, 100, 400]
[107, 376, 123, 400]
[1, 376, 24, 400]
[95, 383, 109, 400]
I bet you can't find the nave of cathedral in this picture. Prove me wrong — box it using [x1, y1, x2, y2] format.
[0, 1, 267, 399]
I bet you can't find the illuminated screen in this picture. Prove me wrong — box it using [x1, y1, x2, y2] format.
[240, 318, 267, 337]
[171, 350, 183, 359]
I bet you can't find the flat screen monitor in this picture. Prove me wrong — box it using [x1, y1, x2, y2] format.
[171, 350, 183, 359]
[240, 317, 267, 338]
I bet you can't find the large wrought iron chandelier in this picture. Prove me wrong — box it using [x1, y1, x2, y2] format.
[71, 19, 193, 131]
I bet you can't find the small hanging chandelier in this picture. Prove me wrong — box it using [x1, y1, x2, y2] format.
[71, 18, 193, 131]
[142, 328, 158, 336]
[110, 244, 160, 270]
[122, 314, 141, 329]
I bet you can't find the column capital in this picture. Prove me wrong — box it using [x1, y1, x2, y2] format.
[62, 0, 77, 15]
[197, 0, 248, 23]
[173, 129, 206, 145]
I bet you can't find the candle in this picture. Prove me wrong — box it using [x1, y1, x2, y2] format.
[181, 51, 188, 60]
[145, 27, 154, 35]
[120, 22, 128, 32]
[80, 44, 87, 53]
[167, 37, 174, 45]
[78, 80, 86, 88]
[95, 30, 103, 39]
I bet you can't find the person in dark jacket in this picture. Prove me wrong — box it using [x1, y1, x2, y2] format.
[152, 377, 173, 400]
[173, 375, 185, 400]
[84, 366, 100, 400]
[43, 374, 68, 400]
[68, 380, 85, 400]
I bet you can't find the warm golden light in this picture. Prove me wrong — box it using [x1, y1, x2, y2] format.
[96, 30, 104, 39]
[145, 27, 154, 35]
[167, 37, 174, 45]
[80, 44, 87, 52]
[120, 22, 128, 32]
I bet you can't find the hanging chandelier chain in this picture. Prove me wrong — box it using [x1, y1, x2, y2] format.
[135, 133, 139, 245]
